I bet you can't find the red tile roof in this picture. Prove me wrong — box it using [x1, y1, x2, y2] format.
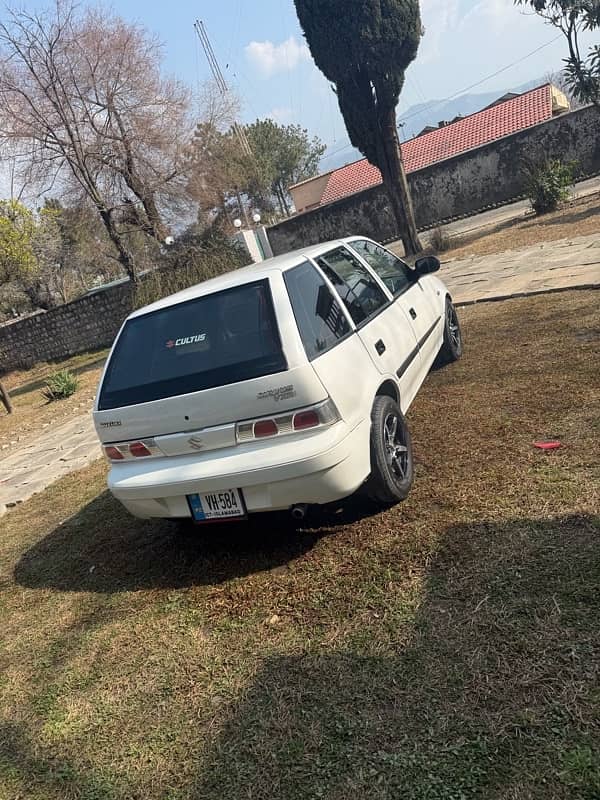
[319, 85, 553, 206]
[320, 160, 382, 206]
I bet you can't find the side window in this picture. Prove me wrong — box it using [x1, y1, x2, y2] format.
[351, 240, 413, 296]
[315, 247, 388, 326]
[284, 261, 351, 360]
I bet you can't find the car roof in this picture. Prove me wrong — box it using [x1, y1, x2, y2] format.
[128, 237, 365, 319]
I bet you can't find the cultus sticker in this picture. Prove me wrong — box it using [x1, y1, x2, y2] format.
[166, 334, 207, 349]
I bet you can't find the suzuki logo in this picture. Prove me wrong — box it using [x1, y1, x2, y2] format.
[188, 436, 205, 450]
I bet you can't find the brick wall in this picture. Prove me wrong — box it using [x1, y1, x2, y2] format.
[0, 282, 133, 373]
[267, 104, 600, 255]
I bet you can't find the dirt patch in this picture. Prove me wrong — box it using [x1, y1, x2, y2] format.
[447, 192, 600, 259]
[0, 349, 108, 451]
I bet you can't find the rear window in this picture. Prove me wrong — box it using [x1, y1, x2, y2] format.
[98, 279, 286, 410]
[284, 261, 351, 360]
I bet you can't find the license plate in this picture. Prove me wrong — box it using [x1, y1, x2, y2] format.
[187, 489, 246, 522]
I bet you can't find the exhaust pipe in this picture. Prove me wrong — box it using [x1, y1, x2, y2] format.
[291, 504, 309, 521]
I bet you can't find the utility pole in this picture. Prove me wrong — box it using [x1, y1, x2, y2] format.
[194, 20, 252, 158]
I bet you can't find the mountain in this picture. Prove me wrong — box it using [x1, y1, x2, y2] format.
[397, 77, 544, 140]
[322, 77, 546, 171]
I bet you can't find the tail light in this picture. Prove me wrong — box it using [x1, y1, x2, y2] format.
[103, 439, 161, 462]
[236, 399, 340, 443]
[254, 419, 279, 438]
[129, 441, 153, 458]
[104, 445, 125, 461]
[293, 410, 320, 431]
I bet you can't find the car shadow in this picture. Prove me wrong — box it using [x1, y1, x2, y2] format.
[189, 513, 600, 799]
[13, 490, 380, 593]
[5, 514, 599, 798]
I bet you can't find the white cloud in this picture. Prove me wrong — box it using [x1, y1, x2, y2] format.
[418, 0, 460, 63]
[460, 0, 515, 33]
[245, 36, 311, 77]
[268, 106, 293, 123]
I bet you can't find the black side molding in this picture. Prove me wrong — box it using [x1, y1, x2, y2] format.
[396, 316, 441, 379]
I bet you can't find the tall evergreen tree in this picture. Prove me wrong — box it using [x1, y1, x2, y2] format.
[294, 0, 423, 254]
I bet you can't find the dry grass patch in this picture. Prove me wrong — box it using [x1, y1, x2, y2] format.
[446, 192, 600, 259]
[0, 290, 599, 800]
[0, 349, 108, 449]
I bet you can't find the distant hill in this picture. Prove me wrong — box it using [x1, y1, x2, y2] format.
[397, 77, 544, 140]
[322, 77, 546, 171]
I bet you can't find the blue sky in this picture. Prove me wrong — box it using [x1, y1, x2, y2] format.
[20, 0, 600, 163]
[107, 0, 595, 163]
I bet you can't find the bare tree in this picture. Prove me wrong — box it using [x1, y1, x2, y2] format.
[187, 82, 247, 227]
[0, 1, 192, 281]
[196, 79, 241, 132]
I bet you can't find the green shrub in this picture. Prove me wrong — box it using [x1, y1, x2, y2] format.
[42, 369, 79, 401]
[524, 158, 576, 215]
[134, 226, 252, 309]
[429, 226, 451, 253]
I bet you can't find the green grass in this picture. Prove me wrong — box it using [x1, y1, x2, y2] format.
[0, 290, 599, 800]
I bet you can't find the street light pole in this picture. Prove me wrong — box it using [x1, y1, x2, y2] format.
[234, 186, 250, 227]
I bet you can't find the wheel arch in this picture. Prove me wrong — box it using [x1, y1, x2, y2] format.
[375, 379, 400, 406]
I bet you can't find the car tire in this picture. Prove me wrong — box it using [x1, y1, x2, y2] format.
[436, 296, 463, 366]
[365, 396, 414, 505]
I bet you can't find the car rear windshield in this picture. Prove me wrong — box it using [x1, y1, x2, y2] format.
[98, 279, 287, 410]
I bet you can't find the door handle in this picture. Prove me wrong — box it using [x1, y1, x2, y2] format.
[409, 308, 417, 320]
[375, 339, 386, 356]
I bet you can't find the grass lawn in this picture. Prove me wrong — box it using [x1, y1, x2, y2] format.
[0, 290, 598, 800]
[442, 192, 600, 259]
[0, 349, 108, 450]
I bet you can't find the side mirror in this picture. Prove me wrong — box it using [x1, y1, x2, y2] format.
[414, 255, 441, 276]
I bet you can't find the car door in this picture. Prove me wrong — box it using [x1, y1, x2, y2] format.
[312, 246, 421, 412]
[283, 259, 382, 429]
[349, 239, 443, 385]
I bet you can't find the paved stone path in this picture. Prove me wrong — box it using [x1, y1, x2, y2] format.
[1, 227, 599, 515]
[0, 414, 100, 515]
[440, 231, 600, 306]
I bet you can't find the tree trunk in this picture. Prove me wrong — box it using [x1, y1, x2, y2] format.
[379, 108, 422, 256]
[98, 208, 137, 282]
[564, 26, 600, 110]
[139, 192, 168, 242]
[274, 186, 286, 217]
[0, 380, 13, 414]
[277, 183, 291, 217]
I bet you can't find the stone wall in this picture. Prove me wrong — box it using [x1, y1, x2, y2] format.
[0, 282, 133, 373]
[268, 104, 600, 255]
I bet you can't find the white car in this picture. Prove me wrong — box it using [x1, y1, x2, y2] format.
[93, 237, 462, 523]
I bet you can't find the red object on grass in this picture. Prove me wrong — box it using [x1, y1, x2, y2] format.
[533, 441, 561, 451]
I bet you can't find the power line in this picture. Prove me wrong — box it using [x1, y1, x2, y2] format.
[194, 20, 228, 95]
[399, 34, 563, 125]
[321, 32, 563, 162]
[321, 140, 354, 162]
[194, 19, 252, 157]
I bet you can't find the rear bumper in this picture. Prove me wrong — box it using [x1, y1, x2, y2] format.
[108, 420, 371, 518]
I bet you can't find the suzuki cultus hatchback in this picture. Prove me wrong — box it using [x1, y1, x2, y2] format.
[94, 237, 462, 523]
